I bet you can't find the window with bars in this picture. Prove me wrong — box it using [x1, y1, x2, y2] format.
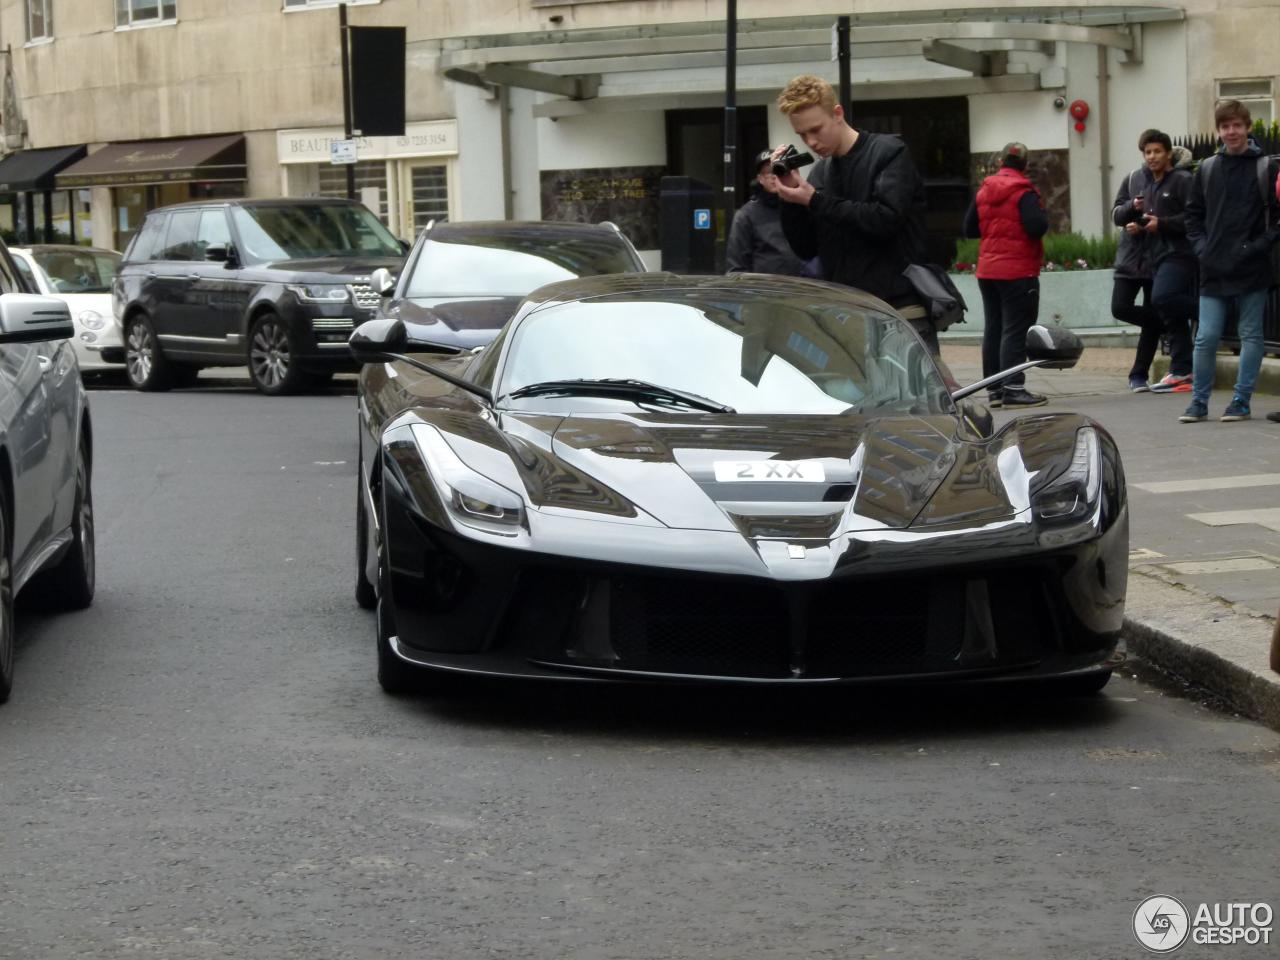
[1217, 78, 1274, 124]
[407, 166, 449, 232]
[27, 0, 52, 40]
[116, 0, 176, 27]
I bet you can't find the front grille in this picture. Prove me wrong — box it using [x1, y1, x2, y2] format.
[347, 283, 381, 310]
[312, 318, 355, 331]
[610, 577, 790, 678]
[806, 580, 944, 677]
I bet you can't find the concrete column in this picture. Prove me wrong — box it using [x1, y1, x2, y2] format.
[1065, 42, 1105, 237]
[90, 186, 112, 251]
[508, 86, 541, 221]
[454, 83, 506, 221]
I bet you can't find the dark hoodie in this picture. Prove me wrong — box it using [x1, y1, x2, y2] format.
[726, 185, 806, 276]
[1186, 139, 1280, 295]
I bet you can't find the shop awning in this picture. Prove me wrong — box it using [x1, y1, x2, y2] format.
[0, 145, 88, 193]
[55, 134, 246, 188]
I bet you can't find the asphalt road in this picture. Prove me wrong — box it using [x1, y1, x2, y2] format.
[0, 383, 1277, 960]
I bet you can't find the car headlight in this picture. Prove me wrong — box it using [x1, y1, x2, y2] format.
[1032, 426, 1100, 522]
[77, 309, 105, 330]
[411, 423, 525, 535]
[288, 283, 349, 303]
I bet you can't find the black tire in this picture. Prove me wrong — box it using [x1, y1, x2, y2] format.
[124, 315, 173, 391]
[247, 312, 308, 396]
[355, 472, 377, 610]
[0, 484, 13, 704]
[376, 581, 420, 696]
[26, 439, 95, 611]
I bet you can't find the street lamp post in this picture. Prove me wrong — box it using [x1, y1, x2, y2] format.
[722, 0, 737, 268]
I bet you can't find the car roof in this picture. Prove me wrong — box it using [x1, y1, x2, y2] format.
[146, 197, 367, 214]
[429, 220, 623, 241]
[519, 272, 898, 313]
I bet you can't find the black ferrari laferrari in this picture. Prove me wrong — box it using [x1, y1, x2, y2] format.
[352, 273, 1127, 695]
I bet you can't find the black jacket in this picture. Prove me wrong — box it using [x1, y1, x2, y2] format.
[726, 188, 806, 276]
[1112, 156, 1196, 275]
[1112, 167, 1155, 279]
[779, 130, 926, 305]
[1186, 141, 1280, 296]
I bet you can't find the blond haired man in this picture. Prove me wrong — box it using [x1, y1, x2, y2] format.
[772, 75, 933, 349]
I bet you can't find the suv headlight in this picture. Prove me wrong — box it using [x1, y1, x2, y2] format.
[288, 283, 349, 303]
[1032, 426, 1100, 522]
[411, 423, 525, 535]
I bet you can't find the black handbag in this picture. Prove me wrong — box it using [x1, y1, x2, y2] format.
[901, 262, 967, 331]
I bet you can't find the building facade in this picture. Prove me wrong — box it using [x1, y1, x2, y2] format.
[0, 0, 1275, 264]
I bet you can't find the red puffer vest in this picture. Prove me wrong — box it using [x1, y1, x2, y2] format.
[976, 167, 1044, 280]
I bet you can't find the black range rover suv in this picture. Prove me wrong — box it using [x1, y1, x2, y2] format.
[113, 198, 405, 394]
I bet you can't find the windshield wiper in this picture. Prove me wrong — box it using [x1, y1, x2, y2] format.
[504, 378, 736, 414]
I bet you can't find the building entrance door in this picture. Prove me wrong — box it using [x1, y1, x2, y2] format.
[852, 96, 971, 268]
[399, 162, 451, 237]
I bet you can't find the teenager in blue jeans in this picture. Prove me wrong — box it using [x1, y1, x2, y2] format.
[1180, 99, 1280, 423]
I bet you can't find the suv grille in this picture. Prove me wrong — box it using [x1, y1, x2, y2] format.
[347, 283, 380, 311]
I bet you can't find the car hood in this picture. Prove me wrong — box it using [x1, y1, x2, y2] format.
[255, 256, 403, 280]
[437, 409, 1026, 538]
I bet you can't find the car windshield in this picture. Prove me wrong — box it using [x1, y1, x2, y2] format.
[230, 204, 403, 262]
[500, 293, 952, 416]
[403, 234, 641, 299]
[31, 249, 120, 294]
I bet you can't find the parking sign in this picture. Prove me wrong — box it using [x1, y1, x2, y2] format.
[693, 209, 711, 230]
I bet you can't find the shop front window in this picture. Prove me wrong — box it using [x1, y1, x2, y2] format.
[112, 181, 243, 251]
[317, 160, 388, 221]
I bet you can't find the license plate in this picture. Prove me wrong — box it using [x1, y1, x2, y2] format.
[713, 460, 826, 482]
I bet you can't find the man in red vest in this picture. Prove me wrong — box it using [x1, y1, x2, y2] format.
[962, 142, 1049, 407]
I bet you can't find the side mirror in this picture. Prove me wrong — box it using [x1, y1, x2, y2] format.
[1025, 324, 1083, 369]
[349, 317, 462, 364]
[0, 293, 74, 343]
[370, 267, 397, 298]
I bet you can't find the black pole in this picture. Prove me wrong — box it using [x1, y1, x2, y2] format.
[722, 0, 737, 270]
[339, 3, 355, 200]
[67, 191, 76, 244]
[837, 16, 851, 119]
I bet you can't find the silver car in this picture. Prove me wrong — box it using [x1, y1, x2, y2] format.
[0, 243, 95, 703]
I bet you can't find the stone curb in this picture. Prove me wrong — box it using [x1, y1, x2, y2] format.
[1123, 572, 1280, 731]
[1151, 354, 1280, 397]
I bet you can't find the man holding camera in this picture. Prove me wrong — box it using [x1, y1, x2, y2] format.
[725, 149, 809, 276]
[770, 75, 934, 351]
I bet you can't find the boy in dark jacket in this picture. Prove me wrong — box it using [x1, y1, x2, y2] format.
[770, 75, 934, 351]
[1180, 100, 1280, 423]
[1114, 130, 1196, 393]
[726, 150, 807, 276]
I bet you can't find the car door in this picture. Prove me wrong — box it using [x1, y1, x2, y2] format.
[188, 207, 247, 357]
[150, 208, 205, 354]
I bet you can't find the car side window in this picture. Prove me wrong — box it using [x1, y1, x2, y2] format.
[0, 246, 26, 294]
[196, 209, 232, 258]
[11, 255, 39, 292]
[130, 214, 167, 262]
[158, 209, 201, 261]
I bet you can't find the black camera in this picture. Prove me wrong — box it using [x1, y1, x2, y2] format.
[771, 145, 814, 177]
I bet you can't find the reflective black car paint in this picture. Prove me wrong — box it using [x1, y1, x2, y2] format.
[358, 275, 1128, 685]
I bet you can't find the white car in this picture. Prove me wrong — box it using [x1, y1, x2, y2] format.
[11, 245, 123, 375]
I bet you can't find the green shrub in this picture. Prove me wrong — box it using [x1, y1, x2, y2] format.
[951, 232, 1118, 272]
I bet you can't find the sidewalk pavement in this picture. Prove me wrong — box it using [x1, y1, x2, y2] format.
[940, 339, 1280, 731]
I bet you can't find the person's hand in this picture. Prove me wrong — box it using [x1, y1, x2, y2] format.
[775, 176, 815, 206]
[1143, 215, 1159, 234]
[1132, 195, 1145, 212]
[1124, 222, 1142, 236]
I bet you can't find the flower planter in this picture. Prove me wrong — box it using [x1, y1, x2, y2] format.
[946, 269, 1127, 335]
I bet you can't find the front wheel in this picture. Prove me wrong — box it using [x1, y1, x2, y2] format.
[27, 439, 95, 611]
[247, 313, 307, 395]
[355, 472, 377, 610]
[124, 316, 173, 391]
